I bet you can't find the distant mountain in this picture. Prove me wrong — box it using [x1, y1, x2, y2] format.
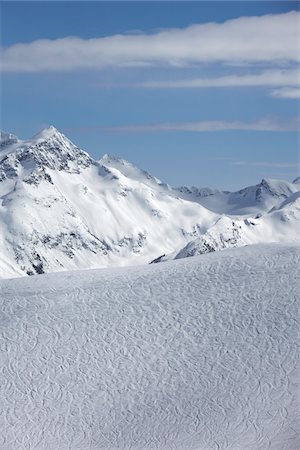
[176, 178, 300, 215]
[155, 189, 300, 262]
[0, 127, 217, 278]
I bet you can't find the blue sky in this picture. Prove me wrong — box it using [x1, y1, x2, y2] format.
[1, 1, 299, 189]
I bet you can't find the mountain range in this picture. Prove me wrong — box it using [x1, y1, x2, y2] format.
[0, 126, 299, 278]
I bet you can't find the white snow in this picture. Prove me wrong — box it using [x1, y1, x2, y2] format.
[176, 178, 300, 215]
[0, 128, 217, 278]
[154, 191, 300, 261]
[0, 243, 299, 449]
[0, 127, 299, 448]
[0, 126, 299, 278]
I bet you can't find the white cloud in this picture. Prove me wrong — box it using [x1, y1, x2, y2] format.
[270, 87, 300, 99]
[137, 69, 300, 88]
[0, 11, 299, 72]
[232, 161, 299, 168]
[77, 117, 299, 133]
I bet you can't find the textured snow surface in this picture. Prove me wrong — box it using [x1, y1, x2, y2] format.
[0, 244, 299, 450]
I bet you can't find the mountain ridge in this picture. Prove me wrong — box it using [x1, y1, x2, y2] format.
[0, 126, 299, 278]
[0, 127, 216, 278]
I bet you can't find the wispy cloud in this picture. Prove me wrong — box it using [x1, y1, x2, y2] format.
[136, 69, 300, 89]
[270, 87, 300, 99]
[0, 11, 299, 72]
[70, 117, 300, 134]
[232, 161, 299, 168]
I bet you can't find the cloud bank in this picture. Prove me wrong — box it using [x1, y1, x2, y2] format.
[137, 69, 300, 89]
[0, 11, 299, 72]
[72, 117, 300, 134]
[270, 87, 300, 99]
[232, 161, 299, 168]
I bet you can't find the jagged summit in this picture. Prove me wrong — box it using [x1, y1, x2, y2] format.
[1, 126, 69, 146]
[0, 126, 95, 181]
[254, 178, 297, 201]
[32, 125, 70, 143]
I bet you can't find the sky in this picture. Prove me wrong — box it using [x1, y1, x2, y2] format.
[0, 1, 299, 190]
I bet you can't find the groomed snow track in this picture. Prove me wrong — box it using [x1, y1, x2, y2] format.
[0, 244, 299, 449]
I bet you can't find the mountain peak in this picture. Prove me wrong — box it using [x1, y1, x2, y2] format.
[32, 125, 67, 142]
[0, 126, 95, 182]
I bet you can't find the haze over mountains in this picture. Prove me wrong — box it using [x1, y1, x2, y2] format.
[0, 126, 299, 278]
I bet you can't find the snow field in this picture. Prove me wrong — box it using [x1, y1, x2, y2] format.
[0, 243, 299, 449]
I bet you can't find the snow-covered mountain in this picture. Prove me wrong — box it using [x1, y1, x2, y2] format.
[0, 126, 299, 278]
[155, 190, 300, 262]
[177, 177, 300, 215]
[0, 127, 217, 278]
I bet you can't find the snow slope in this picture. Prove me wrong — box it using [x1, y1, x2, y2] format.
[0, 243, 299, 449]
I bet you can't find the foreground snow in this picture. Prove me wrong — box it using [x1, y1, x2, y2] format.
[0, 244, 299, 449]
